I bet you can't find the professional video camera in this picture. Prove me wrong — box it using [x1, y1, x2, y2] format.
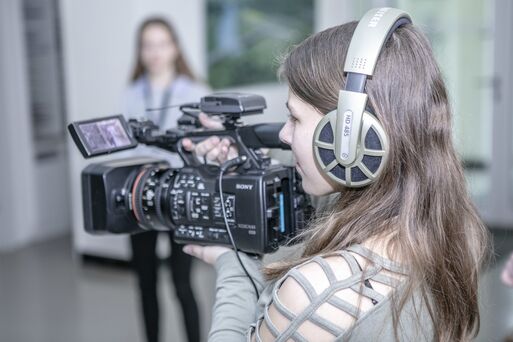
[68, 93, 312, 254]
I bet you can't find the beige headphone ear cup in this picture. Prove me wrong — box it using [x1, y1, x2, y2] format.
[313, 111, 389, 187]
[313, 110, 344, 181]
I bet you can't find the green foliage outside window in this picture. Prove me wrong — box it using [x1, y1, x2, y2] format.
[207, 0, 314, 88]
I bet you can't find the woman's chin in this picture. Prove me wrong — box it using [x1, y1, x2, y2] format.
[296, 164, 338, 196]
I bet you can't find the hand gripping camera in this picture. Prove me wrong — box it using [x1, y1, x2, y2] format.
[68, 93, 312, 254]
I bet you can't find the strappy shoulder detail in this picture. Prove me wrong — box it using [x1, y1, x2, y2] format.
[345, 244, 408, 275]
[249, 244, 407, 341]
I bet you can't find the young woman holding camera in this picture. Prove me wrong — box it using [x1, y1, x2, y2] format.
[183, 8, 490, 341]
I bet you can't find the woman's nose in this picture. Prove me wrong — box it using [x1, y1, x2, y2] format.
[279, 122, 292, 146]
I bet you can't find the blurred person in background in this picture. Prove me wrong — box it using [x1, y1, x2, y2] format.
[122, 17, 209, 342]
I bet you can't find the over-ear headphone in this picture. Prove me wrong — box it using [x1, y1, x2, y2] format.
[313, 8, 411, 187]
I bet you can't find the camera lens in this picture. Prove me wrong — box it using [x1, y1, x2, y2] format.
[131, 165, 173, 231]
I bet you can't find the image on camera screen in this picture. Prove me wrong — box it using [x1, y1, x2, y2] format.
[78, 118, 132, 153]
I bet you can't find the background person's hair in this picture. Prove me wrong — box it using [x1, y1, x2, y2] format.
[130, 17, 195, 82]
[266, 22, 491, 341]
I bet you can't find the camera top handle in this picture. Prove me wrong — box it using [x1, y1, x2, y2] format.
[131, 121, 289, 170]
[130, 93, 290, 170]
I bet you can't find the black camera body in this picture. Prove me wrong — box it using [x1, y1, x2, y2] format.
[70, 93, 312, 254]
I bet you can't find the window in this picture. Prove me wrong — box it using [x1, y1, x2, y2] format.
[207, 0, 314, 88]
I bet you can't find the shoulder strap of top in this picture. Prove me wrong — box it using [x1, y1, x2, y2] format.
[345, 243, 408, 275]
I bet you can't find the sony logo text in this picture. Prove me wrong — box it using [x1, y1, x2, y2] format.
[236, 184, 253, 190]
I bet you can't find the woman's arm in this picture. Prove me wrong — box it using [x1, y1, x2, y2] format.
[210, 251, 266, 341]
[183, 245, 266, 341]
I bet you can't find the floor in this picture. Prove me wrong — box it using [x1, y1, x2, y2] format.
[0, 236, 216, 342]
[1, 230, 513, 342]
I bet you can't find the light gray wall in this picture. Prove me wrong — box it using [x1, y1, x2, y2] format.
[0, 0, 36, 251]
[0, 0, 70, 252]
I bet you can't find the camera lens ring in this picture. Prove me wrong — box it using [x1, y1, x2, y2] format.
[156, 169, 176, 228]
[132, 166, 152, 230]
[131, 167, 151, 225]
[131, 165, 169, 230]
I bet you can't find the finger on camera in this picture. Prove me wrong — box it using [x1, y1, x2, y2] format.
[227, 146, 239, 160]
[181, 138, 195, 151]
[218, 147, 229, 163]
[199, 113, 224, 130]
[183, 244, 202, 258]
[205, 147, 222, 162]
[196, 136, 221, 156]
[220, 138, 231, 147]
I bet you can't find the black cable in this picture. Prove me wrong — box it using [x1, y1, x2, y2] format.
[218, 156, 260, 299]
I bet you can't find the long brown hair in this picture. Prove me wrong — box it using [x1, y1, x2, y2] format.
[267, 22, 491, 341]
[130, 17, 195, 82]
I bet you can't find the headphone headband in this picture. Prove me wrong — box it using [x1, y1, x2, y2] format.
[334, 8, 411, 165]
[344, 8, 412, 78]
